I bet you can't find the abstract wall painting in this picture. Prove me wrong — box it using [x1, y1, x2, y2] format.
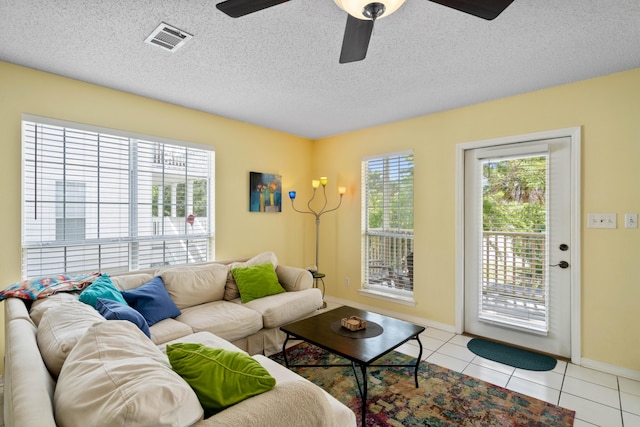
[249, 172, 282, 213]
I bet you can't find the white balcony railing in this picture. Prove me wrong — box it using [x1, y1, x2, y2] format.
[149, 216, 209, 265]
[153, 143, 186, 168]
[366, 230, 414, 291]
[480, 231, 547, 326]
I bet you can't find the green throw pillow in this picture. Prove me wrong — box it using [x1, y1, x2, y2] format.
[78, 274, 128, 308]
[166, 343, 276, 415]
[231, 262, 285, 303]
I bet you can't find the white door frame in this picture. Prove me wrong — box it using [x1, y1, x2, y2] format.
[455, 127, 581, 364]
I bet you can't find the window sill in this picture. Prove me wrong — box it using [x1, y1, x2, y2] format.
[358, 289, 416, 307]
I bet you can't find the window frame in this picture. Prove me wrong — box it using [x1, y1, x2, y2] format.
[21, 114, 215, 278]
[359, 150, 415, 305]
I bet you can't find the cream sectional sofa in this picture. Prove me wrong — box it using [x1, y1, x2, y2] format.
[114, 251, 323, 354]
[3, 252, 357, 427]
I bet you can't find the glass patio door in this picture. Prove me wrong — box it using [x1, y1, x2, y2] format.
[464, 137, 572, 357]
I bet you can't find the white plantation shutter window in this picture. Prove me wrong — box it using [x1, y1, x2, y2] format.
[22, 116, 214, 278]
[362, 151, 414, 294]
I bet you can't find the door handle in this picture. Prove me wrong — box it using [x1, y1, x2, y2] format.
[550, 261, 569, 269]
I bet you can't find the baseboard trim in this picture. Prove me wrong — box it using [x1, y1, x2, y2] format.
[357, 289, 416, 307]
[580, 357, 640, 382]
[324, 296, 456, 334]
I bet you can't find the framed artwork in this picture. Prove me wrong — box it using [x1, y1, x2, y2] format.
[250, 172, 282, 212]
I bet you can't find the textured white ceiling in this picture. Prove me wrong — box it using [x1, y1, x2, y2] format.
[1, 0, 639, 139]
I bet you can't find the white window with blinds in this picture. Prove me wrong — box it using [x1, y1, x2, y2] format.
[22, 115, 214, 278]
[362, 151, 414, 296]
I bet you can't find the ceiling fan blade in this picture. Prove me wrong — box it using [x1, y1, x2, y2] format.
[339, 15, 374, 64]
[428, 0, 515, 20]
[216, 0, 290, 18]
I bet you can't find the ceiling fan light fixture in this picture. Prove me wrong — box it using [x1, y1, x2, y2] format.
[333, 0, 406, 20]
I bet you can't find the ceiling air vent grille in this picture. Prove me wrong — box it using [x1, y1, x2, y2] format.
[145, 22, 193, 52]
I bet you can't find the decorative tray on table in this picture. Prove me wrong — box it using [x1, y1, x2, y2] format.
[341, 316, 367, 331]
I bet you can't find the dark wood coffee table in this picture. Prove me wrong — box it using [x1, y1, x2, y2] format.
[280, 305, 425, 427]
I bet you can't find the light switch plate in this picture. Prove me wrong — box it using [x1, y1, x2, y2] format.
[587, 213, 617, 229]
[625, 213, 638, 229]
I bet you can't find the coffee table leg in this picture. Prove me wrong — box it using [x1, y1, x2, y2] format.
[282, 334, 291, 368]
[349, 361, 368, 427]
[351, 362, 362, 396]
[414, 335, 423, 388]
[358, 363, 367, 427]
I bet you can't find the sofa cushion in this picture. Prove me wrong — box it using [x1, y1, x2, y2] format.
[193, 380, 335, 427]
[159, 263, 228, 309]
[252, 355, 358, 427]
[121, 276, 181, 326]
[96, 298, 151, 338]
[111, 273, 154, 291]
[36, 299, 105, 377]
[231, 262, 285, 303]
[177, 300, 263, 343]
[158, 331, 248, 355]
[149, 318, 195, 345]
[224, 251, 278, 300]
[54, 321, 203, 427]
[242, 288, 323, 328]
[167, 343, 275, 415]
[79, 274, 128, 308]
[29, 292, 79, 327]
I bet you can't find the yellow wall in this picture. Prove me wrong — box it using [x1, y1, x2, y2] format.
[2, 61, 639, 374]
[0, 61, 316, 373]
[314, 67, 640, 372]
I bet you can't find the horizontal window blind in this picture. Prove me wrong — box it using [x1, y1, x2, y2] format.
[362, 152, 414, 293]
[479, 154, 548, 331]
[22, 118, 213, 278]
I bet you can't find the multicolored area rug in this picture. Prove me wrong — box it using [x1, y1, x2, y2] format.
[270, 342, 575, 427]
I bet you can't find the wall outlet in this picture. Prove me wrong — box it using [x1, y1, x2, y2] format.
[625, 213, 638, 229]
[345, 277, 350, 287]
[587, 213, 617, 229]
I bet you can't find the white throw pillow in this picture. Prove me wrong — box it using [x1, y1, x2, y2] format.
[158, 263, 229, 309]
[54, 321, 203, 427]
[36, 299, 105, 377]
[224, 251, 278, 301]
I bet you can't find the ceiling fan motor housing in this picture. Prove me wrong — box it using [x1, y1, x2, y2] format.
[363, 3, 386, 20]
[333, 0, 406, 20]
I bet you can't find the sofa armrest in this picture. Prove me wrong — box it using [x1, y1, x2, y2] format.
[5, 318, 57, 427]
[276, 265, 313, 292]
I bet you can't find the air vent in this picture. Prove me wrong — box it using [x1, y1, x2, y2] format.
[145, 22, 193, 52]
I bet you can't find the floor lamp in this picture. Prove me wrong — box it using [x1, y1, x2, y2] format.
[289, 177, 345, 307]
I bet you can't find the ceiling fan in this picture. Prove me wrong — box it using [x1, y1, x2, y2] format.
[215, 0, 515, 63]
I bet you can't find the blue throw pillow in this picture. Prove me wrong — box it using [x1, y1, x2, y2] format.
[120, 276, 181, 327]
[96, 298, 151, 338]
[79, 274, 128, 308]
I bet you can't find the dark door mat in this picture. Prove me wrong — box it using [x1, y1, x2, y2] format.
[467, 338, 557, 371]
